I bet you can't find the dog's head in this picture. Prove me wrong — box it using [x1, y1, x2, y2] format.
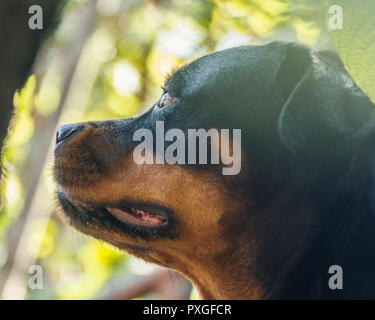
[54, 41, 375, 299]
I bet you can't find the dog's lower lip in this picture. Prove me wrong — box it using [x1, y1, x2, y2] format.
[57, 189, 170, 229]
[105, 206, 168, 227]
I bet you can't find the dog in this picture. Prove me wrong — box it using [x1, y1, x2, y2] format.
[54, 41, 375, 299]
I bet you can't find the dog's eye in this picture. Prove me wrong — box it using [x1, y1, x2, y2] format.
[159, 92, 175, 108]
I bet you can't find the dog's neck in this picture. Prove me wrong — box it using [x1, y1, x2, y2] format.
[191, 193, 375, 299]
[182, 162, 375, 299]
[190, 243, 267, 300]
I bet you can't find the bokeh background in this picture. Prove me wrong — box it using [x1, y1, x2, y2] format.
[0, 0, 373, 299]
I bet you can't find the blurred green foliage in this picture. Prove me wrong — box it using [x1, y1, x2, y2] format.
[2, 0, 371, 299]
[329, 0, 375, 103]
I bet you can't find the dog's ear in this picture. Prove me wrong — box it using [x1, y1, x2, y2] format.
[275, 42, 375, 160]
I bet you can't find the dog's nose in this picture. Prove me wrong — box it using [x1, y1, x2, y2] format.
[56, 124, 84, 144]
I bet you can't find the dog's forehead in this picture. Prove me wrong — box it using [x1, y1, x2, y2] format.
[166, 42, 287, 98]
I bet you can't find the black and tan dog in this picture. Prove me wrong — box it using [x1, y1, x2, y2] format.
[54, 41, 375, 299]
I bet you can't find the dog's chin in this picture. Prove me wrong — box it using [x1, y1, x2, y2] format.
[56, 188, 175, 243]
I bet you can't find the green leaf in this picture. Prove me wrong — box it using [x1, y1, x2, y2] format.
[328, 0, 375, 103]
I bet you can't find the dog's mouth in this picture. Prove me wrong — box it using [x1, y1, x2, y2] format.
[105, 205, 168, 228]
[57, 189, 174, 240]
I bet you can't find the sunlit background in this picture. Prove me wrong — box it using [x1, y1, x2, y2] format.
[0, 0, 347, 299]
